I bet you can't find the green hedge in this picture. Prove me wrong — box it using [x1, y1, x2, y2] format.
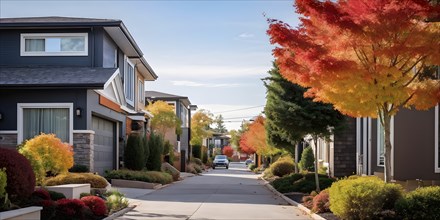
[124, 134, 144, 171]
[271, 173, 335, 194]
[395, 186, 440, 220]
[105, 169, 172, 185]
[329, 176, 403, 220]
[44, 173, 108, 188]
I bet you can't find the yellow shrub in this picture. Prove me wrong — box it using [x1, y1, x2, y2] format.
[44, 173, 108, 188]
[19, 133, 74, 184]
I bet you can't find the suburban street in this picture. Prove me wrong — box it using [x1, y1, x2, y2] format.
[117, 162, 310, 220]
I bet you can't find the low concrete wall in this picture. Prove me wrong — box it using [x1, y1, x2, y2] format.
[45, 184, 91, 199]
[0, 206, 42, 220]
[111, 179, 161, 189]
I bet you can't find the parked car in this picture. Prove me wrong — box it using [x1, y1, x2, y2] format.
[245, 159, 253, 165]
[212, 155, 229, 169]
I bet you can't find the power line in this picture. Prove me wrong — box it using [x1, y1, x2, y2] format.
[212, 105, 265, 114]
[222, 116, 258, 120]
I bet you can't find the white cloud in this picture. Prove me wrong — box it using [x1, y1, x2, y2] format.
[171, 80, 241, 88]
[238, 33, 255, 38]
[156, 65, 269, 79]
[197, 104, 265, 131]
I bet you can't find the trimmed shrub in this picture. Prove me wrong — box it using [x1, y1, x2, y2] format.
[81, 196, 107, 216]
[271, 160, 295, 177]
[395, 186, 440, 220]
[202, 146, 208, 164]
[105, 169, 173, 185]
[312, 189, 330, 213]
[186, 163, 197, 174]
[32, 188, 51, 200]
[124, 133, 144, 171]
[191, 158, 203, 166]
[147, 132, 164, 171]
[142, 135, 150, 168]
[44, 173, 108, 188]
[38, 199, 57, 220]
[329, 176, 403, 220]
[19, 133, 74, 184]
[248, 163, 257, 170]
[69, 164, 89, 173]
[55, 198, 87, 219]
[0, 168, 6, 198]
[80, 193, 92, 198]
[302, 195, 314, 209]
[298, 147, 314, 172]
[48, 190, 66, 201]
[192, 145, 202, 159]
[271, 173, 335, 194]
[0, 148, 36, 201]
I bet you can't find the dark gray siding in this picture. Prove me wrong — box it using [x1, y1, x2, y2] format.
[332, 117, 357, 177]
[85, 90, 125, 131]
[394, 108, 439, 180]
[0, 89, 87, 130]
[0, 29, 94, 67]
[103, 33, 117, 68]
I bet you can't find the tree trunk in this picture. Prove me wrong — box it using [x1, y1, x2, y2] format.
[313, 136, 321, 192]
[382, 111, 393, 183]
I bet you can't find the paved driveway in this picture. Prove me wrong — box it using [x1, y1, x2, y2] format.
[117, 162, 311, 220]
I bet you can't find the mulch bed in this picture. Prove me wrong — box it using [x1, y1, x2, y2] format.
[284, 193, 340, 220]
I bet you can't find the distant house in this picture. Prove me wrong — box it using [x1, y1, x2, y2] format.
[204, 132, 230, 157]
[0, 17, 158, 175]
[145, 91, 197, 170]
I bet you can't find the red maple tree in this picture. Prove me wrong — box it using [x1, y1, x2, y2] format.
[268, 0, 440, 182]
[222, 146, 234, 157]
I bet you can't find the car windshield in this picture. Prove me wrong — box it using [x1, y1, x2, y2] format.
[215, 155, 227, 160]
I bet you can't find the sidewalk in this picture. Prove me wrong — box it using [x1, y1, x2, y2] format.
[110, 172, 197, 200]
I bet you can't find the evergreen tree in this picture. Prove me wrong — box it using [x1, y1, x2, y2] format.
[263, 62, 345, 191]
[147, 132, 164, 171]
[124, 134, 144, 171]
[213, 115, 227, 133]
[298, 147, 315, 172]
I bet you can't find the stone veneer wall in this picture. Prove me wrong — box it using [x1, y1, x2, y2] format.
[73, 132, 95, 172]
[332, 117, 357, 177]
[0, 133, 18, 149]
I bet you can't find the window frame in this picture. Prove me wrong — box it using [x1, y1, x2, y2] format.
[20, 33, 88, 56]
[138, 79, 144, 104]
[17, 103, 74, 145]
[124, 58, 135, 106]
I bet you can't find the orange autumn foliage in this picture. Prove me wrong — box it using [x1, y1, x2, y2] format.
[267, 0, 440, 118]
[239, 116, 280, 156]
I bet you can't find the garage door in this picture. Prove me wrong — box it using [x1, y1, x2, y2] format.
[92, 116, 115, 175]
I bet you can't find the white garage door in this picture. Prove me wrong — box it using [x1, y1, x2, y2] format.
[92, 116, 115, 175]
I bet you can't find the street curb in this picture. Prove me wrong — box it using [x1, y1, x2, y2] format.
[262, 179, 326, 220]
[103, 205, 136, 220]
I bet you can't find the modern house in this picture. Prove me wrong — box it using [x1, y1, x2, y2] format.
[0, 17, 158, 175]
[311, 104, 440, 186]
[356, 106, 440, 186]
[204, 132, 231, 158]
[145, 91, 197, 171]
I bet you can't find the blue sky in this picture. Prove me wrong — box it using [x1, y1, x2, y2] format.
[0, 0, 300, 130]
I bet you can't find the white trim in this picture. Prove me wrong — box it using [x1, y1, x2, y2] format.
[73, 130, 95, 134]
[435, 105, 439, 173]
[124, 56, 135, 107]
[120, 105, 137, 114]
[377, 116, 394, 168]
[138, 79, 144, 104]
[0, 130, 18, 134]
[17, 103, 73, 145]
[368, 118, 372, 175]
[20, 33, 88, 56]
[104, 69, 120, 89]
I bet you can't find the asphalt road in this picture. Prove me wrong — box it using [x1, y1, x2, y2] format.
[117, 162, 311, 220]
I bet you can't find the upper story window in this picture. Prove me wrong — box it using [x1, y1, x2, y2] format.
[124, 58, 135, 106]
[20, 33, 88, 56]
[138, 80, 144, 104]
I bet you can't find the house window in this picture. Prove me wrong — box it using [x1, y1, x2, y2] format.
[138, 80, 144, 104]
[124, 59, 135, 106]
[20, 33, 88, 56]
[18, 103, 73, 144]
[180, 104, 188, 127]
